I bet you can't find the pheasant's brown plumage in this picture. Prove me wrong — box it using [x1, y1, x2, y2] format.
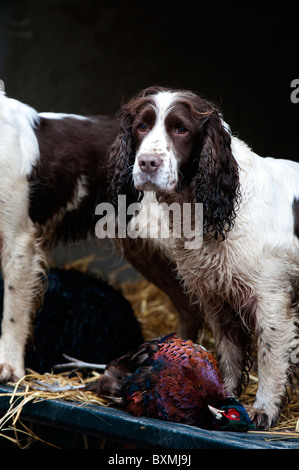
[88, 333, 253, 431]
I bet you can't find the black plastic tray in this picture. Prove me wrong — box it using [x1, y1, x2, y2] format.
[0, 384, 298, 449]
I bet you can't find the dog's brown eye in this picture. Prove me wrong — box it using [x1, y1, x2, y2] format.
[176, 126, 188, 135]
[137, 123, 147, 132]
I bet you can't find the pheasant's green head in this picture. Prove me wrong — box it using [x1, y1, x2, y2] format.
[208, 397, 254, 432]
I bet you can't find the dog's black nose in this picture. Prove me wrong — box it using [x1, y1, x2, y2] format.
[138, 154, 162, 173]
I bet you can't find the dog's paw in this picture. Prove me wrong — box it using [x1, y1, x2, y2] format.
[0, 363, 23, 382]
[244, 405, 277, 430]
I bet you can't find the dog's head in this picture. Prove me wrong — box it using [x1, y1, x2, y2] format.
[107, 86, 240, 239]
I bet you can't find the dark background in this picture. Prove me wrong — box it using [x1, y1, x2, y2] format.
[1, 0, 299, 159]
[0, 0, 299, 275]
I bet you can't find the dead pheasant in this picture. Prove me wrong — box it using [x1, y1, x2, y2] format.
[86, 333, 253, 432]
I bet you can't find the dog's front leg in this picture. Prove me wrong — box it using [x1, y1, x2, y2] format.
[213, 318, 252, 398]
[245, 294, 298, 429]
[0, 223, 40, 381]
[0, 173, 46, 383]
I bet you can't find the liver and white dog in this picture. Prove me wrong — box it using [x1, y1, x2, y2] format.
[107, 86, 299, 429]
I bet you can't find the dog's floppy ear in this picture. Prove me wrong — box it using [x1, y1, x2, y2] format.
[194, 111, 240, 240]
[106, 105, 143, 219]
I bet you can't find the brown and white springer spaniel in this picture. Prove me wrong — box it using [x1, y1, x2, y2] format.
[107, 86, 299, 429]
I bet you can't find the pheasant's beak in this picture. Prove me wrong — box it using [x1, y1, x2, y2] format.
[208, 405, 224, 420]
